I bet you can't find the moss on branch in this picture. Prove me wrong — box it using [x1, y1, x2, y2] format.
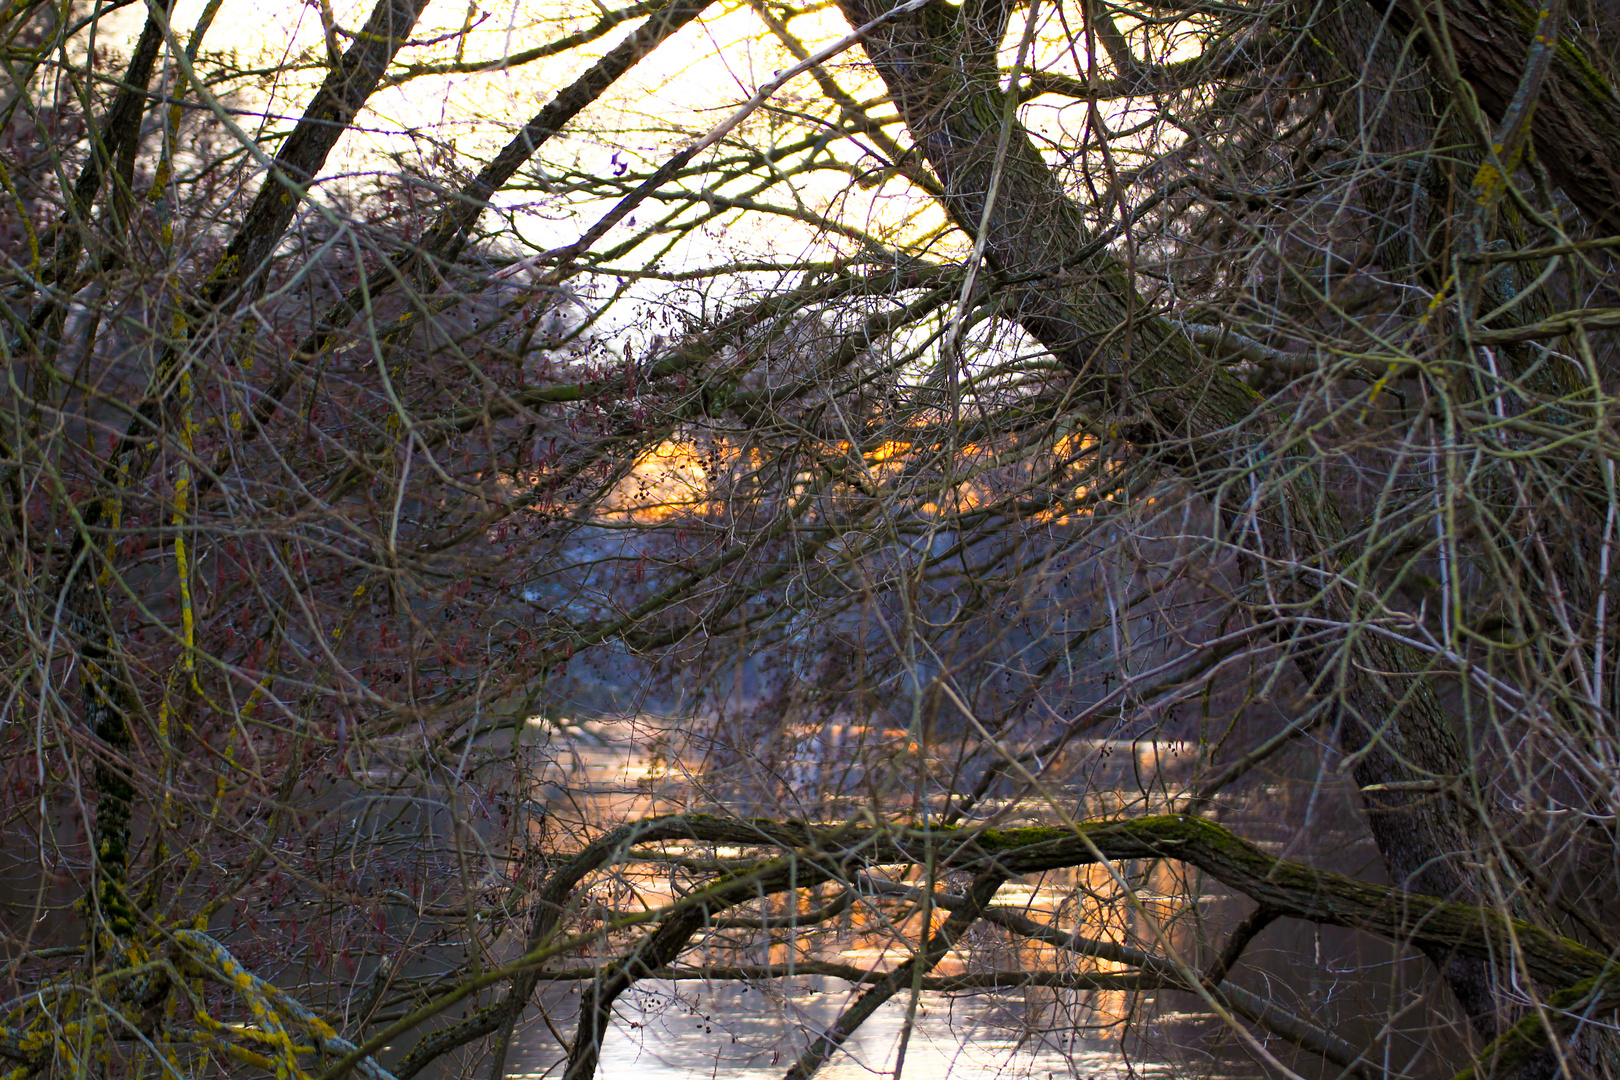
[594, 812, 1609, 992]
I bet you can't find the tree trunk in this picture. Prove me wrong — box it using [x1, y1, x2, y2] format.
[835, 0, 1561, 1063]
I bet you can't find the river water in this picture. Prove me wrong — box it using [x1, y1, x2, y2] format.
[489, 717, 1272, 1080]
[504, 975, 1186, 1080]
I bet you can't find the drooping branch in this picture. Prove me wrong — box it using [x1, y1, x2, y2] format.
[781, 872, 1006, 1080]
[384, 810, 1613, 1080]
[388, 809, 1606, 1080]
[391, 816, 853, 1079]
[1202, 903, 1281, 988]
[541, 813, 1609, 988]
[561, 908, 714, 1080]
[860, 879, 1370, 1078]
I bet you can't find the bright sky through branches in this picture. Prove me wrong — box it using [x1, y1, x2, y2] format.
[107, 0, 1178, 282]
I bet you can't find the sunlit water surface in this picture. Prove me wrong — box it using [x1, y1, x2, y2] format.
[492, 718, 1271, 1080]
[506, 975, 1182, 1079]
